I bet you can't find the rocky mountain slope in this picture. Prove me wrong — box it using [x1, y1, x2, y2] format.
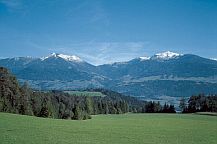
[1, 51, 217, 98]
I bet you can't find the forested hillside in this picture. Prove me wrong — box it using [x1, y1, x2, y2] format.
[0, 67, 179, 120]
[0, 67, 131, 119]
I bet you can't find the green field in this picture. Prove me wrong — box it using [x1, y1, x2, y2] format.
[0, 113, 216, 144]
[64, 91, 105, 97]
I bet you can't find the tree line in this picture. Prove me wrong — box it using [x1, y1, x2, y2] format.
[0, 67, 177, 120]
[179, 94, 217, 113]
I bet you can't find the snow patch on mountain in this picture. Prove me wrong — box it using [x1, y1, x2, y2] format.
[151, 51, 182, 60]
[139, 56, 150, 61]
[58, 54, 82, 62]
[41, 53, 83, 62]
[210, 58, 217, 61]
[40, 53, 56, 60]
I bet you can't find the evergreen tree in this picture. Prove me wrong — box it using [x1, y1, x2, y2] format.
[85, 97, 93, 114]
[73, 105, 82, 120]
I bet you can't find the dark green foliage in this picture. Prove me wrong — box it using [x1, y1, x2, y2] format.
[0, 67, 132, 120]
[85, 97, 93, 114]
[0, 67, 24, 114]
[39, 106, 49, 117]
[143, 101, 175, 113]
[73, 105, 82, 120]
[184, 94, 217, 113]
[161, 103, 176, 113]
[0, 67, 179, 121]
[144, 101, 160, 113]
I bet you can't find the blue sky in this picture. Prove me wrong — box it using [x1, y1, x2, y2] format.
[0, 0, 216, 65]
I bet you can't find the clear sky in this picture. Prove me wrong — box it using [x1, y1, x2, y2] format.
[0, 0, 216, 65]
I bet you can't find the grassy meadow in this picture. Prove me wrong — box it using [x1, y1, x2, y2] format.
[64, 91, 105, 97]
[0, 112, 216, 144]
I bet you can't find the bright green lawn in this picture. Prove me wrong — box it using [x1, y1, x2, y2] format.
[0, 112, 216, 144]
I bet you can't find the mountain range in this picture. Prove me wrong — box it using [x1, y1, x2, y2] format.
[0, 51, 217, 99]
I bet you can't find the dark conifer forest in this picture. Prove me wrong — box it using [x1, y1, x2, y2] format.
[180, 94, 217, 113]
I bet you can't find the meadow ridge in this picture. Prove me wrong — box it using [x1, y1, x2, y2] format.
[64, 91, 106, 97]
[0, 112, 216, 144]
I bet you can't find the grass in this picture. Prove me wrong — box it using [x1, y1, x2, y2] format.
[195, 112, 217, 116]
[0, 112, 217, 144]
[64, 91, 105, 97]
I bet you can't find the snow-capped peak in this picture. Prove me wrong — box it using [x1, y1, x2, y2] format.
[58, 54, 82, 62]
[151, 51, 182, 60]
[139, 56, 150, 61]
[40, 53, 57, 60]
[50, 53, 58, 57]
[41, 53, 83, 62]
[210, 58, 217, 61]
